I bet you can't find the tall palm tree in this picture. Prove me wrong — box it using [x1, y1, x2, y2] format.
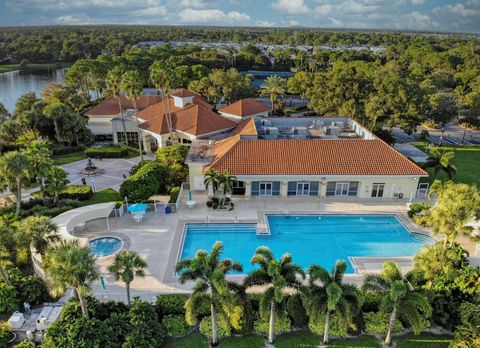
[423, 146, 457, 180]
[17, 215, 59, 256]
[363, 262, 432, 345]
[121, 70, 144, 160]
[204, 168, 220, 198]
[260, 75, 286, 114]
[302, 260, 362, 344]
[43, 103, 71, 145]
[44, 166, 69, 204]
[0, 151, 30, 215]
[176, 241, 243, 346]
[108, 250, 147, 306]
[24, 141, 53, 202]
[150, 61, 175, 145]
[244, 247, 305, 344]
[0, 243, 11, 286]
[106, 66, 128, 145]
[219, 171, 237, 197]
[44, 240, 99, 318]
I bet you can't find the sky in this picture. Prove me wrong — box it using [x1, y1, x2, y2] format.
[0, 0, 479, 34]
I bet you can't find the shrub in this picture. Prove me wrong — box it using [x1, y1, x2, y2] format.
[308, 313, 350, 337]
[0, 283, 19, 313]
[59, 185, 93, 201]
[254, 315, 291, 336]
[120, 162, 169, 201]
[286, 294, 308, 328]
[419, 129, 429, 141]
[162, 315, 190, 337]
[168, 187, 181, 204]
[422, 120, 440, 129]
[363, 311, 403, 335]
[407, 203, 431, 218]
[13, 339, 36, 348]
[156, 294, 189, 317]
[123, 299, 165, 348]
[10, 273, 49, 305]
[199, 316, 231, 338]
[49, 144, 86, 156]
[85, 145, 129, 158]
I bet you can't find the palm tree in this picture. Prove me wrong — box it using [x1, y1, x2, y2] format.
[0, 235, 11, 285]
[17, 215, 59, 255]
[176, 241, 243, 346]
[423, 146, 457, 180]
[44, 240, 99, 318]
[121, 70, 144, 159]
[44, 166, 69, 204]
[204, 168, 220, 198]
[43, 103, 71, 145]
[0, 151, 30, 215]
[106, 66, 128, 145]
[363, 262, 432, 345]
[150, 61, 175, 145]
[108, 250, 147, 306]
[260, 75, 286, 114]
[218, 171, 237, 198]
[244, 247, 305, 344]
[302, 260, 362, 344]
[24, 141, 53, 202]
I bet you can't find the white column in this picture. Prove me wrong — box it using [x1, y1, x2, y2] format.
[281, 181, 288, 197]
[320, 182, 327, 198]
[245, 181, 252, 197]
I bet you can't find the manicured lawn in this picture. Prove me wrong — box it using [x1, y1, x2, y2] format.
[53, 151, 87, 165]
[329, 336, 380, 347]
[163, 333, 209, 348]
[412, 142, 480, 186]
[218, 335, 265, 348]
[81, 188, 123, 206]
[395, 333, 452, 348]
[0, 62, 70, 73]
[274, 331, 322, 348]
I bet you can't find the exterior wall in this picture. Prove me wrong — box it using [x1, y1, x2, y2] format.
[87, 116, 116, 135]
[187, 170, 423, 200]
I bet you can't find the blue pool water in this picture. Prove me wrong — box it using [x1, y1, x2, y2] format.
[180, 215, 434, 273]
[89, 237, 123, 258]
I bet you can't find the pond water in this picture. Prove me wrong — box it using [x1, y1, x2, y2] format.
[0, 68, 66, 113]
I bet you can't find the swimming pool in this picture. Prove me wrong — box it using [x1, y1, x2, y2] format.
[89, 236, 123, 258]
[180, 215, 434, 273]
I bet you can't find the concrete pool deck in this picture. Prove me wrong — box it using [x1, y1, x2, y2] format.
[73, 196, 455, 303]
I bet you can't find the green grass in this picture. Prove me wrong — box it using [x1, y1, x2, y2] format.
[412, 142, 480, 186]
[218, 335, 265, 348]
[274, 331, 322, 348]
[163, 333, 209, 348]
[53, 151, 87, 165]
[329, 336, 380, 347]
[80, 188, 123, 206]
[395, 333, 452, 348]
[0, 62, 70, 73]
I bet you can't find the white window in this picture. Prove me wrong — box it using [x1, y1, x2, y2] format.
[371, 183, 385, 198]
[296, 182, 310, 196]
[259, 182, 273, 196]
[335, 182, 350, 196]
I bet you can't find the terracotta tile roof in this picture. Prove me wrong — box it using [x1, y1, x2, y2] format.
[206, 138, 428, 176]
[219, 98, 270, 117]
[85, 95, 163, 117]
[171, 88, 199, 98]
[138, 96, 237, 136]
[232, 118, 258, 137]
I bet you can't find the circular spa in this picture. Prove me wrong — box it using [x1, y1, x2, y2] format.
[89, 236, 123, 258]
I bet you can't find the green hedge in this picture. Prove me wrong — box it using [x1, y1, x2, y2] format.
[156, 294, 189, 317]
[168, 187, 181, 204]
[308, 313, 350, 337]
[286, 294, 308, 328]
[162, 315, 190, 337]
[120, 162, 169, 201]
[363, 311, 404, 335]
[85, 146, 129, 158]
[59, 185, 94, 201]
[254, 315, 291, 336]
[0, 283, 19, 313]
[199, 316, 231, 338]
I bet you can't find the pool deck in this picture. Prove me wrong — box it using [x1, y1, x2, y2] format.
[78, 196, 464, 303]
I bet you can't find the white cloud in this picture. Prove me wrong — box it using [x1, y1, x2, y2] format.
[403, 11, 439, 29]
[178, 0, 206, 8]
[272, 0, 310, 15]
[132, 6, 167, 16]
[410, 0, 425, 5]
[314, 4, 333, 15]
[179, 8, 250, 24]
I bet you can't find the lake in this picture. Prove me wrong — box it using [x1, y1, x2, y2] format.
[0, 68, 66, 113]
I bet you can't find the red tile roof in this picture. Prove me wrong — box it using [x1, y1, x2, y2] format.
[138, 96, 237, 137]
[84, 95, 163, 117]
[206, 138, 427, 176]
[232, 118, 258, 137]
[171, 88, 199, 98]
[219, 98, 270, 117]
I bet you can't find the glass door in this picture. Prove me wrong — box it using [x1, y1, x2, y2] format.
[296, 182, 310, 196]
[259, 182, 273, 196]
[371, 183, 385, 198]
[335, 182, 350, 196]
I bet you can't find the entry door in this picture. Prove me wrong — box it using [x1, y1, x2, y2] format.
[371, 183, 385, 198]
[259, 182, 273, 196]
[335, 182, 350, 196]
[296, 182, 310, 196]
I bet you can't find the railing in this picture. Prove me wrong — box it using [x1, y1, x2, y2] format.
[175, 182, 190, 211]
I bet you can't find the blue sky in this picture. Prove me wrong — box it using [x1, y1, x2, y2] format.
[0, 0, 479, 33]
